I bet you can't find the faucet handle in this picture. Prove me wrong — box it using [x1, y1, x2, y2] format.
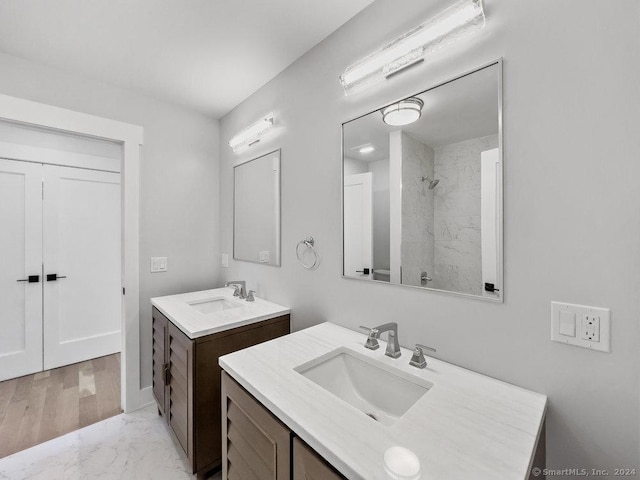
[409, 344, 437, 369]
[229, 285, 240, 297]
[358, 326, 380, 350]
[245, 290, 256, 302]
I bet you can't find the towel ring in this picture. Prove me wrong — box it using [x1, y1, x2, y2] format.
[296, 236, 319, 270]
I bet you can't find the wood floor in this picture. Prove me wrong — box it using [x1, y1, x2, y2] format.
[0, 353, 121, 459]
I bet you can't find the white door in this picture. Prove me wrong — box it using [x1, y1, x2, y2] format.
[344, 173, 373, 278]
[481, 148, 500, 295]
[0, 159, 43, 381]
[43, 164, 121, 370]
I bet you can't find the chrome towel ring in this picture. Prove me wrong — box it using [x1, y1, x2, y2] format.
[296, 236, 319, 270]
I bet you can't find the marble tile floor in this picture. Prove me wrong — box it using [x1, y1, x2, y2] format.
[0, 404, 222, 480]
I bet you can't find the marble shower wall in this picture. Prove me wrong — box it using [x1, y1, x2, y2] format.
[432, 134, 499, 295]
[400, 131, 435, 287]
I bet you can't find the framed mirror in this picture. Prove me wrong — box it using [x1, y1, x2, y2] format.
[234, 149, 281, 266]
[342, 60, 502, 301]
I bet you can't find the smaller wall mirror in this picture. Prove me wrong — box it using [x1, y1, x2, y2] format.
[342, 61, 502, 301]
[234, 149, 281, 266]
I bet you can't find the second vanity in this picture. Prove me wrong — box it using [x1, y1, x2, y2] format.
[151, 287, 290, 478]
[219, 322, 547, 480]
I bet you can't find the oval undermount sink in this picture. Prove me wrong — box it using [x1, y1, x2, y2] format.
[294, 347, 433, 426]
[187, 297, 244, 314]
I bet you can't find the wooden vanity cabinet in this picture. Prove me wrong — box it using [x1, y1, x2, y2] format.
[293, 438, 344, 480]
[222, 371, 545, 480]
[221, 371, 345, 480]
[152, 307, 290, 479]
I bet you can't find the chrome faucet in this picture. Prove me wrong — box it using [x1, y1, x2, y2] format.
[225, 281, 247, 299]
[409, 344, 437, 369]
[359, 322, 401, 358]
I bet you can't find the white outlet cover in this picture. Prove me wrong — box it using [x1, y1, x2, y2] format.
[259, 251, 270, 263]
[551, 302, 610, 352]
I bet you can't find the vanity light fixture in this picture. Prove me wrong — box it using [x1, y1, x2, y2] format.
[228, 113, 274, 152]
[381, 97, 424, 126]
[339, 0, 486, 95]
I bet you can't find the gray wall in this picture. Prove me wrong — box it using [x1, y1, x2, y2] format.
[219, 0, 640, 473]
[0, 52, 221, 388]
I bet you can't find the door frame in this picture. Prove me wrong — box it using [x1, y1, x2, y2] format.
[0, 93, 146, 413]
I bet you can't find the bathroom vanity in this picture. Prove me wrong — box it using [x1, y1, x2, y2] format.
[151, 288, 290, 478]
[220, 322, 547, 480]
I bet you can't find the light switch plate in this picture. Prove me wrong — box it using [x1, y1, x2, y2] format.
[551, 302, 610, 352]
[558, 310, 576, 337]
[150, 257, 168, 273]
[221, 254, 229, 268]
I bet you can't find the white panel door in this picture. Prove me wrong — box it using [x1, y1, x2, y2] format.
[0, 159, 43, 381]
[344, 173, 373, 278]
[43, 164, 121, 370]
[481, 148, 500, 295]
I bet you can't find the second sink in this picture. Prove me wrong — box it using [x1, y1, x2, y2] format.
[294, 347, 432, 426]
[187, 297, 244, 314]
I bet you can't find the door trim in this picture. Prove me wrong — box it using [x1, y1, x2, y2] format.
[0, 93, 147, 412]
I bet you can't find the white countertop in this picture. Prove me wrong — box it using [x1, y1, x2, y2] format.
[151, 287, 291, 339]
[219, 322, 547, 480]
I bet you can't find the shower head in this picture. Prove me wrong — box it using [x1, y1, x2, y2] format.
[421, 176, 439, 189]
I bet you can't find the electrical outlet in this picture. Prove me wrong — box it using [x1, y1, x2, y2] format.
[150, 257, 168, 273]
[221, 254, 229, 268]
[582, 315, 600, 342]
[259, 251, 270, 263]
[551, 302, 610, 352]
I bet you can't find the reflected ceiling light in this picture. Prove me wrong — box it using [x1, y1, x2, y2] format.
[339, 0, 486, 95]
[229, 113, 274, 152]
[358, 144, 375, 154]
[381, 97, 424, 126]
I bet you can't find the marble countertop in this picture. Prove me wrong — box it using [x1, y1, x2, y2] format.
[219, 322, 547, 480]
[151, 287, 290, 339]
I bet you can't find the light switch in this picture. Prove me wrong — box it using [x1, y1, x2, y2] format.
[150, 257, 168, 273]
[559, 311, 576, 337]
[551, 301, 610, 352]
[221, 254, 229, 268]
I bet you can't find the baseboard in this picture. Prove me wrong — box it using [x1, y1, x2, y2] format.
[125, 386, 155, 413]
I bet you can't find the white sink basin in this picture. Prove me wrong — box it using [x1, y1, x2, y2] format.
[294, 347, 432, 426]
[187, 297, 244, 314]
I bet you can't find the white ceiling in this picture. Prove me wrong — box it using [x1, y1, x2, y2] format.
[344, 63, 500, 163]
[0, 0, 374, 118]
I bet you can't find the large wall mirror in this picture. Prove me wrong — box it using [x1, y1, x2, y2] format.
[342, 61, 502, 301]
[234, 149, 281, 266]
